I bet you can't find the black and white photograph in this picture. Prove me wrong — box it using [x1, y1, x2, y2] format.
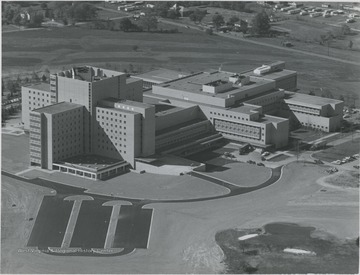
[1, 0, 359, 274]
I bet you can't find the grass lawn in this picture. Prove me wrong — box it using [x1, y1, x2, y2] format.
[313, 137, 360, 162]
[203, 162, 272, 187]
[2, 22, 360, 105]
[1, 133, 30, 174]
[21, 169, 230, 201]
[325, 170, 359, 188]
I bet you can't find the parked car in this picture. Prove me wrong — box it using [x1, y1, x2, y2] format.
[247, 160, 256, 164]
[257, 163, 265, 166]
[261, 151, 270, 157]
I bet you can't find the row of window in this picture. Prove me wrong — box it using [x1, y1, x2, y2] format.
[210, 111, 250, 121]
[98, 116, 127, 124]
[98, 109, 127, 118]
[220, 131, 264, 142]
[286, 103, 320, 115]
[301, 122, 328, 130]
[28, 91, 50, 97]
[215, 119, 261, 139]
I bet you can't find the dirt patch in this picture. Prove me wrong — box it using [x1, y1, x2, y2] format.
[324, 170, 359, 188]
[216, 222, 359, 274]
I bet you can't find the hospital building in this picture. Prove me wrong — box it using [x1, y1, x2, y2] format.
[22, 62, 343, 179]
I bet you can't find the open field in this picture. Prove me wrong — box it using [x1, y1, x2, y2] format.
[1, 133, 30, 174]
[2, 25, 360, 106]
[324, 170, 359, 188]
[313, 137, 360, 162]
[2, 161, 358, 273]
[1, 177, 53, 273]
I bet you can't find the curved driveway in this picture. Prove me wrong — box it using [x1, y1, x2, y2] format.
[2, 166, 282, 205]
[2, 166, 283, 257]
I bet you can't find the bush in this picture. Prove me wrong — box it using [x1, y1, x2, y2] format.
[205, 28, 213, 35]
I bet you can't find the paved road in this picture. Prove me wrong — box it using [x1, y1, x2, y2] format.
[2, 165, 283, 204]
[2, 167, 282, 257]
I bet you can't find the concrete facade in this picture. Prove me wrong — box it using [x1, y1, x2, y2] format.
[29, 102, 85, 169]
[23, 62, 344, 178]
[21, 83, 52, 130]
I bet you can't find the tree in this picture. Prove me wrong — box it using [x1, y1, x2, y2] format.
[28, 14, 43, 27]
[212, 14, 224, 29]
[237, 19, 248, 33]
[167, 9, 180, 19]
[42, 75, 47, 82]
[341, 24, 351, 35]
[2, 79, 5, 96]
[128, 64, 134, 73]
[189, 13, 197, 23]
[32, 71, 40, 82]
[189, 9, 206, 23]
[132, 45, 139, 51]
[308, 91, 315, 96]
[349, 40, 353, 49]
[138, 14, 158, 32]
[251, 11, 270, 35]
[205, 28, 213, 35]
[119, 18, 133, 31]
[153, 2, 171, 18]
[40, 2, 48, 10]
[339, 95, 345, 101]
[6, 80, 19, 97]
[106, 19, 115, 31]
[228, 15, 239, 26]
[71, 3, 97, 21]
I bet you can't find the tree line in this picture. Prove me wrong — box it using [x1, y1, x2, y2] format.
[2, 1, 98, 27]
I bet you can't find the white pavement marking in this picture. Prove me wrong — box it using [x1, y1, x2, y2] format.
[61, 196, 93, 248]
[104, 204, 122, 249]
[238, 234, 258, 241]
[102, 201, 131, 249]
[15, 168, 34, 176]
[145, 207, 154, 249]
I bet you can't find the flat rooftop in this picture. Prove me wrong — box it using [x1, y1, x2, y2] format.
[284, 92, 343, 107]
[58, 154, 127, 172]
[243, 69, 296, 80]
[260, 114, 288, 123]
[155, 105, 185, 117]
[144, 91, 260, 116]
[57, 66, 123, 82]
[132, 68, 187, 84]
[32, 102, 83, 114]
[126, 77, 141, 84]
[23, 82, 51, 92]
[228, 104, 260, 115]
[155, 71, 272, 99]
[100, 97, 153, 109]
